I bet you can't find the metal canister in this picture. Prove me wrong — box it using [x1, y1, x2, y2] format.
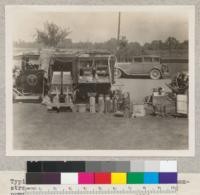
[105, 95, 111, 113]
[98, 94, 104, 113]
[89, 96, 96, 113]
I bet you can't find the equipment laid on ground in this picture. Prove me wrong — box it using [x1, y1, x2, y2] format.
[89, 96, 96, 113]
[98, 94, 105, 113]
[13, 88, 42, 103]
[77, 104, 87, 113]
[132, 104, 146, 117]
[145, 72, 188, 117]
[145, 87, 176, 117]
[76, 51, 116, 101]
[166, 72, 188, 94]
[45, 51, 116, 112]
[47, 55, 75, 111]
[112, 89, 132, 118]
[104, 94, 112, 113]
[176, 94, 188, 115]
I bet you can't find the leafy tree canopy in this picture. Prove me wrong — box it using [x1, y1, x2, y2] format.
[36, 22, 71, 47]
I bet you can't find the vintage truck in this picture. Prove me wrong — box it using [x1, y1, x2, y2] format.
[13, 52, 44, 95]
[48, 51, 116, 103]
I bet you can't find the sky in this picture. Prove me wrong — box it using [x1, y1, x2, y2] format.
[8, 6, 190, 44]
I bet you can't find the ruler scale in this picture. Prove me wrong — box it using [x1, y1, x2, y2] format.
[24, 184, 178, 195]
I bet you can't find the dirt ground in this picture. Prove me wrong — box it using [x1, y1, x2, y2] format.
[13, 79, 188, 150]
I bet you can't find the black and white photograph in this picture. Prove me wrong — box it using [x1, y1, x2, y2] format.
[6, 6, 195, 156]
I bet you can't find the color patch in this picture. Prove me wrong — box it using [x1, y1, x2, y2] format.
[94, 173, 111, 184]
[160, 161, 177, 172]
[130, 161, 144, 172]
[27, 161, 86, 172]
[78, 173, 94, 184]
[101, 161, 116, 172]
[27, 162, 42, 172]
[144, 172, 159, 184]
[115, 161, 130, 172]
[111, 173, 126, 184]
[159, 173, 177, 184]
[144, 161, 160, 172]
[61, 173, 78, 184]
[42, 161, 64, 172]
[85, 161, 102, 172]
[42, 172, 61, 184]
[127, 172, 144, 184]
[57, 161, 86, 172]
[26, 173, 42, 184]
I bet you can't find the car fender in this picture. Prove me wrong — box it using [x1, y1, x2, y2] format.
[115, 67, 129, 76]
[152, 64, 162, 70]
[149, 67, 162, 75]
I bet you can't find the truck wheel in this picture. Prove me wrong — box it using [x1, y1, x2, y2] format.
[115, 69, 122, 79]
[150, 69, 161, 80]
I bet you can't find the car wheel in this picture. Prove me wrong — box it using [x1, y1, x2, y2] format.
[115, 68, 122, 79]
[150, 69, 161, 80]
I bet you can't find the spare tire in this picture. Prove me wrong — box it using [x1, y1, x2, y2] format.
[26, 74, 38, 86]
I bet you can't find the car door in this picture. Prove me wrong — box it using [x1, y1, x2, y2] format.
[142, 57, 154, 74]
[129, 57, 144, 74]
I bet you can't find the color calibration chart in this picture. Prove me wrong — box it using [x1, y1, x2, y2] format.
[25, 161, 178, 195]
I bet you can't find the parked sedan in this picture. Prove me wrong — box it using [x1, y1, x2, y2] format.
[115, 56, 169, 80]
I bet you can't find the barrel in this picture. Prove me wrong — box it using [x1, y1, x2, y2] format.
[89, 96, 96, 113]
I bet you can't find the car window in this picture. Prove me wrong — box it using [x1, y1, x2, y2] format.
[134, 57, 143, 62]
[95, 60, 108, 66]
[144, 57, 152, 62]
[153, 57, 160, 62]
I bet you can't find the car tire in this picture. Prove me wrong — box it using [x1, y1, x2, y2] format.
[115, 68, 123, 79]
[150, 69, 161, 80]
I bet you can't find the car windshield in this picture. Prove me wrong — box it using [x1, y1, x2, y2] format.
[95, 60, 108, 66]
[134, 57, 142, 62]
[153, 57, 160, 62]
[144, 57, 152, 62]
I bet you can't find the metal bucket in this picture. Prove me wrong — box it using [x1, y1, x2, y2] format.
[78, 104, 87, 113]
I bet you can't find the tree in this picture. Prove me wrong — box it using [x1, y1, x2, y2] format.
[177, 40, 188, 49]
[165, 37, 179, 51]
[116, 36, 129, 61]
[127, 42, 142, 57]
[36, 22, 71, 47]
[150, 40, 161, 50]
[143, 42, 151, 51]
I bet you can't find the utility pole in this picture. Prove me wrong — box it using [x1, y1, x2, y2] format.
[117, 12, 121, 42]
[117, 12, 121, 61]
